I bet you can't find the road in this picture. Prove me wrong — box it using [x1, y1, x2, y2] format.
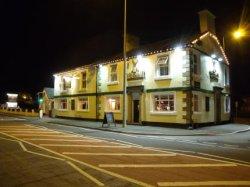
[0, 115, 250, 186]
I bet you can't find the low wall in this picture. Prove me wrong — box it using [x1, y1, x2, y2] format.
[0, 108, 39, 117]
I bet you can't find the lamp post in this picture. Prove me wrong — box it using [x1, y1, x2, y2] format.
[122, 0, 127, 127]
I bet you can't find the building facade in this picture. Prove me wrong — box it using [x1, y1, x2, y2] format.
[53, 10, 230, 128]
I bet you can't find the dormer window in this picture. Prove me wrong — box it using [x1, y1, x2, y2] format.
[156, 55, 169, 77]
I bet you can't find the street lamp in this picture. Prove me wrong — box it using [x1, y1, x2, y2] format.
[122, 0, 127, 128]
[233, 28, 246, 39]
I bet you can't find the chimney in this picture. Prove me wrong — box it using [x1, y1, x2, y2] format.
[126, 34, 140, 52]
[198, 9, 216, 34]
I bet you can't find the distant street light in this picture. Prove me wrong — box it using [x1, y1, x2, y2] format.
[233, 28, 246, 39]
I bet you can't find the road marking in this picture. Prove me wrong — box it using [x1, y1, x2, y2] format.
[9, 134, 77, 137]
[198, 153, 250, 165]
[99, 163, 237, 168]
[19, 142, 27, 151]
[40, 144, 131, 148]
[4, 131, 62, 134]
[66, 161, 104, 186]
[157, 181, 250, 186]
[0, 131, 153, 187]
[63, 152, 176, 156]
[23, 138, 102, 142]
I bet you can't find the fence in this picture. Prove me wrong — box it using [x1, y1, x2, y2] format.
[0, 107, 39, 117]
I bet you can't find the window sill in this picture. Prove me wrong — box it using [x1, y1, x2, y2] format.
[150, 111, 177, 115]
[57, 109, 68, 111]
[78, 88, 87, 92]
[107, 81, 119, 86]
[154, 76, 172, 81]
[193, 111, 202, 114]
[105, 110, 121, 114]
[77, 109, 89, 112]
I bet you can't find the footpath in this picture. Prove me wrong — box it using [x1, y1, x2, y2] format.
[25, 116, 250, 136]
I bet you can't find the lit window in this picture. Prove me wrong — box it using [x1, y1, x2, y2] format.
[78, 97, 88, 110]
[110, 64, 117, 82]
[106, 96, 120, 111]
[153, 94, 175, 111]
[193, 94, 199, 112]
[225, 96, 230, 113]
[156, 56, 169, 77]
[60, 99, 67, 110]
[81, 71, 87, 89]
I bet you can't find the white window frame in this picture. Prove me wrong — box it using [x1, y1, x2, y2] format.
[59, 98, 68, 110]
[150, 92, 176, 115]
[78, 97, 89, 111]
[155, 55, 170, 79]
[105, 95, 121, 113]
[81, 71, 87, 90]
[224, 96, 230, 113]
[109, 64, 118, 83]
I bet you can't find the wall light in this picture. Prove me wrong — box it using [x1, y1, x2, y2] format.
[211, 54, 216, 59]
[218, 58, 223, 62]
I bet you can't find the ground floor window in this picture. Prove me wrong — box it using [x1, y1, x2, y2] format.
[106, 96, 120, 111]
[78, 97, 88, 111]
[193, 94, 199, 112]
[60, 99, 67, 110]
[225, 96, 230, 113]
[153, 93, 175, 112]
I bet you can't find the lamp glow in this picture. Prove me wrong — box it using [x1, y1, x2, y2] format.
[218, 58, 223, 62]
[211, 54, 216, 59]
[233, 29, 246, 39]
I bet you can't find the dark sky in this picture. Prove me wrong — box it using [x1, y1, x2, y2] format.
[1, 0, 249, 102]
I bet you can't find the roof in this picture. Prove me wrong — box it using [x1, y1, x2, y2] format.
[43, 87, 54, 99]
[54, 31, 228, 75]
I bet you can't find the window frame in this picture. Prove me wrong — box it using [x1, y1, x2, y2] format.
[81, 71, 87, 90]
[155, 55, 170, 78]
[193, 94, 199, 112]
[60, 99, 68, 110]
[61, 78, 71, 91]
[78, 97, 89, 111]
[109, 64, 118, 83]
[205, 96, 210, 112]
[105, 95, 121, 112]
[150, 92, 176, 115]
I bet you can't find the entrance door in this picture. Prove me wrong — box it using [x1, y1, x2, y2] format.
[133, 100, 140, 123]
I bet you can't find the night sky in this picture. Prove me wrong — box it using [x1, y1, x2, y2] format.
[1, 0, 249, 102]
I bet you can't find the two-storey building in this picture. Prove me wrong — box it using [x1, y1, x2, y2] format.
[53, 10, 230, 128]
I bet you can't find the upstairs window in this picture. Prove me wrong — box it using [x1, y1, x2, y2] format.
[156, 56, 169, 77]
[224, 67, 229, 85]
[62, 78, 71, 90]
[106, 96, 120, 111]
[60, 99, 67, 110]
[193, 54, 200, 75]
[110, 64, 118, 82]
[193, 94, 199, 112]
[78, 97, 88, 111]
[81, 71, 87, 89]
[153, 94, 175, 112]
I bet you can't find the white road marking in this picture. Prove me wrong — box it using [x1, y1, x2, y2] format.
[99, 163, 237, 168]
[40, 144, 131, 148]
[23, 138, 102, 142]
[157, 181, 250, 186]
[63, 152, 176, 156]
[4, 131, 62, 134]
[9, 134, 77, 137]
[66, 161, 104, 186]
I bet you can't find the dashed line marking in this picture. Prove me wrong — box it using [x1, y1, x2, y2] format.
[99, 163, 237, 168]
[157, 181, 250, 186]
[63, 152, 176, 156]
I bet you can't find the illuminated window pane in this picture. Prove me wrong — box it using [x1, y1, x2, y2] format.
[106, 96, 120, 111]
[225, 96, 230, 113]
[154, 94, 175, 111]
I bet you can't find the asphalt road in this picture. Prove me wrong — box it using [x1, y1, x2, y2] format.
[0, 115, 250, 186]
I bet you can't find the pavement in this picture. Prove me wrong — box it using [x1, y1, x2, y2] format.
[22, 116, 250, 136]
